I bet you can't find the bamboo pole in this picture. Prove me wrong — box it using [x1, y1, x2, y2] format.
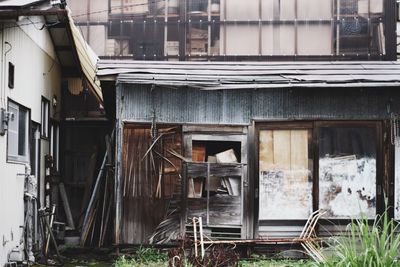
[199, 217, 205, 259]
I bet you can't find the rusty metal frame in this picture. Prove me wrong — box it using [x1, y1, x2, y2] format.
[191, 209, 327, 263]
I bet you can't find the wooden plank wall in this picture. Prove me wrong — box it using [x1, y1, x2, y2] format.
[121, 126, 182, 244]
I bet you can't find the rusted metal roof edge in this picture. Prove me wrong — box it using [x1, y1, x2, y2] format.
[66, 7, 103, 103]
[115, 80, 400, 90]
[96, 60, 400, 90]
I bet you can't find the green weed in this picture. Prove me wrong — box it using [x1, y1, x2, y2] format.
[322, 209, 400, 267]
[115, 247, 168, 267]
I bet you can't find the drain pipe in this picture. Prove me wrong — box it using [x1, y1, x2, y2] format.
[0, 26, 12, 136]
[1, 23, 4, 109]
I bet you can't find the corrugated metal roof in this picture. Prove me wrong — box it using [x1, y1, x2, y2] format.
[97, 60, 400, 90]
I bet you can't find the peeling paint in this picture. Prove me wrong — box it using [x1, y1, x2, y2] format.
[259, 169, 313, 220]
[319, 156, 376, 218]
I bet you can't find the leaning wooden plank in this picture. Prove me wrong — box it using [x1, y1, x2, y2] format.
[98, 134, 113, 245]
[98, 169, 109, 247]
[80, 151, 107, 246]
[80, 128, 115, 246]
[80, 150, 98, 226]
[100, 190, 113, 246]
[82, 205, 97, 247]
[59, 182, 75, 230]
[105, 134, 113, 165]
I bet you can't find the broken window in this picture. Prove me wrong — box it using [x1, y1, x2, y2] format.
[185, 132, 246, 229]
[318, 126, 377, 219]
[258, 129, 313, 220]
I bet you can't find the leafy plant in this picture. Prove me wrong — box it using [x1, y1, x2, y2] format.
[135, 247, 168, 263]
[322, 209, 400, 267]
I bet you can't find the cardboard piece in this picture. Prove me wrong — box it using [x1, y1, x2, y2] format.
[216, 149, 238, 163]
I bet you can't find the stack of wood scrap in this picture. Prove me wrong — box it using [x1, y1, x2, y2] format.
[80, 132, 114, 247]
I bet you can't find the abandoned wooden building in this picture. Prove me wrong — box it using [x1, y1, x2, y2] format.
[96, 60, 400, 248]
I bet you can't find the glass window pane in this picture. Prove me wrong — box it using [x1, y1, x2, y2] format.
[319, 127, 376, 219]
[188, 0, 208, 14]
[262, 25, 295, 55]
[18, 108, 27, 156]
[259, 130, 313, 220]
[297, 0, 332, 20]
[297, 24, 332, 55]
[224, 25, 258, 55]
[210, 24, 220, 56]
[224, 0, 258, 21]
[187, 22, 208, 56]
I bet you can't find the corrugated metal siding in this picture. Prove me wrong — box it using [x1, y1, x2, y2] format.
[117, 84, 400, 124]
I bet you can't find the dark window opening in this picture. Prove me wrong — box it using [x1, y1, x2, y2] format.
[18, 108, 27, 156]
[319, 127, 376, 158]
[192, 140, 241, 163]
[41, 97, 50, 138]
[8, 62, 14, 89]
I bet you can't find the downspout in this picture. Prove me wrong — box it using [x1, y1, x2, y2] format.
[1, 23, 4, 109]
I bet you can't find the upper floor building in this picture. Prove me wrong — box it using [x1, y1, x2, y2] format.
[67, 0, 397, 61]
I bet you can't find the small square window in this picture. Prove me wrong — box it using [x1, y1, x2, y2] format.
[7, 100, 30, 163]
[41, 97, 50, 138]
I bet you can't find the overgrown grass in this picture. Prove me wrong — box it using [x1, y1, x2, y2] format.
[115, 247, 169, 267]
[322, 209, 400, 267]
[115, 209, 400, 267]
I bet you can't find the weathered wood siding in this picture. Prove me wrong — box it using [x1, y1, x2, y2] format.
[121, 126, 182, 244]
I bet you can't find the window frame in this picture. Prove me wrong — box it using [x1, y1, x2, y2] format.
[7, 99, 31, 164]
[182, 126, 248, 232]
[314, 121, 383, 220]
[255, 121, 383, 231]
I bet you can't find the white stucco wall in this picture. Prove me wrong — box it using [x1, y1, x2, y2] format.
[0, 16, 61, 265]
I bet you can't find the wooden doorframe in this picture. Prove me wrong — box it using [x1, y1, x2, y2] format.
[254, 121, 314, 238]
[313, 120, 384, 223]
